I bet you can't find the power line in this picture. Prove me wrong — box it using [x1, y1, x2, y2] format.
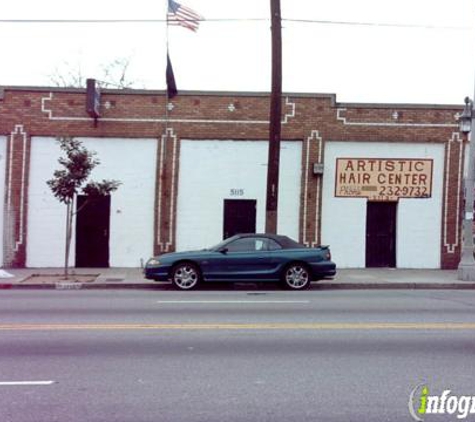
[283, 18, 471, 30]
[0, 18, 266, 23]
[0, 18, 471, 30]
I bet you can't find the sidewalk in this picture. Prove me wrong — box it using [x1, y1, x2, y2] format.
[0, 267, 474, 290]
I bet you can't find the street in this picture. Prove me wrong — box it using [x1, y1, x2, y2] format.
[0, 288, 474, 422]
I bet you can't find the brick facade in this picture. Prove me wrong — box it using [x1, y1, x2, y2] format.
[0, 86, 465, 268]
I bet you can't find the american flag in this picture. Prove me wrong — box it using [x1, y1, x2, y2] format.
[167, 0, 203, 32]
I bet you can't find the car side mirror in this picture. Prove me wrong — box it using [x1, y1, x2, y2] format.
[219, 247, 228, 254]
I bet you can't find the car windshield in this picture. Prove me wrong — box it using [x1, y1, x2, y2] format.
[207, 236, 239, 251]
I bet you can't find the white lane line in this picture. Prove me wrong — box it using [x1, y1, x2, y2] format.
[0, 381, 55, 386]
[156, 300, 310, 304]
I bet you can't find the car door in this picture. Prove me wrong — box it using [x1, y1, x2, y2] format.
[221, 237, 274, 281]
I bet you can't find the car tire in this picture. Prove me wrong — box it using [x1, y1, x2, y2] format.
[282, 263, 311, 290]
[171, 262, 201, 290]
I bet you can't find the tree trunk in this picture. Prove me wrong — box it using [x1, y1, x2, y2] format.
[64, 200, 74, 279]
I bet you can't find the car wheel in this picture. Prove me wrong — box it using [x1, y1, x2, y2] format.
[282, 263, 310, 290]
[171, 262, 201, 290]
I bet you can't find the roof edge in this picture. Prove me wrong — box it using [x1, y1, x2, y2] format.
[0, 85, 462, 109]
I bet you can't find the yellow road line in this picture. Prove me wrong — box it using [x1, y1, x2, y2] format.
[0, 322, 474, 331]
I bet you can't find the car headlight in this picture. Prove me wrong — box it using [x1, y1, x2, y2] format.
[146, 258, 161, 266]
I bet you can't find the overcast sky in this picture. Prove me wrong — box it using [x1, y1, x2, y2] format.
[1, 0, 474, 105]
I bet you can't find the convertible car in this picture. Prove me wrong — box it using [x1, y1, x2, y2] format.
[144, 233, 336, 290]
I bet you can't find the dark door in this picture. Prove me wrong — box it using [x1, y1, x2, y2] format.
[75, 195, 111, 267]
[223, 199, 256, 240]
[366, 201, 397, 268]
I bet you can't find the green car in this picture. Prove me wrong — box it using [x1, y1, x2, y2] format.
[144, 233, 336, 290]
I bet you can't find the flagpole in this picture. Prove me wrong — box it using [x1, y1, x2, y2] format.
[157, 0, 170, 256]
[165, 0, 170, 132]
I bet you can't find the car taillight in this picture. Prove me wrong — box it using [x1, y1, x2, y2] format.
[325, 250, 331, 260]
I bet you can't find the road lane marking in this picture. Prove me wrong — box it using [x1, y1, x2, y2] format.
[0, 381, 55, 386]
[0, 323, 474, 331]
[156, 300, 311, 304]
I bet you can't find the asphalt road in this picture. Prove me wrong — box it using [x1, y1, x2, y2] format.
[0, 289, 474, 422]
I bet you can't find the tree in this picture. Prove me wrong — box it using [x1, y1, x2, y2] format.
[47, 137, 121, 279]
[48, 56, 143, 89]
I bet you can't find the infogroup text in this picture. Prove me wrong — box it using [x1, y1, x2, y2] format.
[409, 385, 475, 420]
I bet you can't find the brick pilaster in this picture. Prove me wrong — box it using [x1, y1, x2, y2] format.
[440, 132, 464, 269]
[3, 125, 30, 267]
[154, 128, 180, 255]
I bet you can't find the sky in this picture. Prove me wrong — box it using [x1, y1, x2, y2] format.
[1, 0, 475, 105]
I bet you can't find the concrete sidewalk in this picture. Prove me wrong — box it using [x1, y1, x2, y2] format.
[0, 267, 474, 290]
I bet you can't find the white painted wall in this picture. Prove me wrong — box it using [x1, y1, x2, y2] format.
[0, 137, 6, 266]
[176, 140, 302, 251]
[27, 137, 157, 267]
[321, 141, 445, 268]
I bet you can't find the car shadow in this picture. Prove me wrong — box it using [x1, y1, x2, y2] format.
[151, 279, 333, 291]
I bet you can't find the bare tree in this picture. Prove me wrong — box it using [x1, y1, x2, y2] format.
[48, 56, 141, 89]
[48, 59, 85, 88]
[99, 57, 136, 89]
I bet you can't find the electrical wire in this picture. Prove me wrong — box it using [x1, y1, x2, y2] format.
[0, 18, 471, 30]
[0, 18, 265, 23]
[283, 18, 471, 30]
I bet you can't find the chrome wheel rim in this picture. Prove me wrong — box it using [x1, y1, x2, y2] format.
[285, 265, 309, 289]
[173, 265, 199, 289]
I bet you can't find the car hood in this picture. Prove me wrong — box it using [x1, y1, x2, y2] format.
[156, 249, 214, 262]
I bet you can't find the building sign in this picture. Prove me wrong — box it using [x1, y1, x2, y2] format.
[335, 158, 433, 201]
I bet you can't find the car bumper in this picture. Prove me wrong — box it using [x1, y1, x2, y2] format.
[144, 265, 171, 281]
[309, 262, 337, 279]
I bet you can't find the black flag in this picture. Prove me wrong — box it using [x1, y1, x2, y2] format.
[166, 53, 178, 99]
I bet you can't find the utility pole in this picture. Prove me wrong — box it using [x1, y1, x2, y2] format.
[265, 0, 282, 234]
[458, 95, 475, 280]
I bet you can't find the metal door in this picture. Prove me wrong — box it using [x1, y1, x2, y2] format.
[223, 199, 256, 240]
[365, 201, 397, 267]
[75, 195, 110, 267]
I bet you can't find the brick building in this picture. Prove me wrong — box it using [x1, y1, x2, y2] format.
[0, 85, 465, 269]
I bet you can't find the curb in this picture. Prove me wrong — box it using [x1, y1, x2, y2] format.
[0, 282, 474, 290]
[316, 282, 475, 290]
[0, 282, 162, 290]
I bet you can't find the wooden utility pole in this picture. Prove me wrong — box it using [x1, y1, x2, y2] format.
[265, 0, 282, 234]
